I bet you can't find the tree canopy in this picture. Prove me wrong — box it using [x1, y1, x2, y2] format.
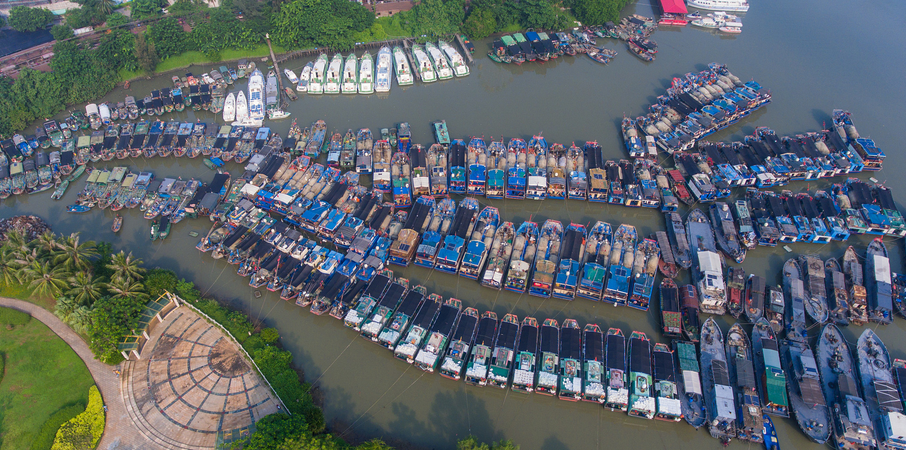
[8, 6, 55, 32]
[270, 0, 374, 51]
[463, 8, 496, 40]
[569, 0, 631, 26]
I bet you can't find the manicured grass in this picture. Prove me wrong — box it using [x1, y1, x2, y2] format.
[0, 308, 95, 450]
[0, 282, 54, 310]
[119, 44, 287, 81]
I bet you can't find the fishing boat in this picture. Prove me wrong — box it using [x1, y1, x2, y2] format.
[603, 224, 636, 306]
[778, 337, 830, 444]
[818, 324, 876, 450]
[67, 204, 90, 213]
[604, 327, 628, 411]
[309, 54, 328, 94]
[464, 311, 499, 385]
[480, 221, 515, 290]
[857, 329, 902, 449]
[710, 202, 746, 263]
[437, 307, 479, 378]
[628, 331, 655, 420]
[732, 200, 758, 250]
[413, 197, 455, 268]
[654, 231, 678, 279]
[427, 143, 448, 195]
[763, 286, 784, 337]
[283, 68, 299, 85]
[389, 289, 438, 356]
[425, 42, 453, 80]
[485, 140, 506, 199]
[388, 195, 433, 266]
[326, 132, 342, 167]
[529, 219, 563, 298]
[372, 139, 393, 192]
[651, 342, 681, 422]
[784, 258, 809, 343]
[487, 313, 519, 389]
[355, 128, 373, 174]
[439, 40, 469, 77]
[375, 47, 392, 93]
[306, 120, 327, 158]
[112, 214, 123, 233]
[459, 206, 500, 279]
[296, 61, 312, 92]
[546, 143, 566, 199]
[324, 53, 343, 94]
[582, 324, 606, 403]
[700, 318, 737, 444]
[726, 266, 746, 318]
[341, 53, 358, 94]
[448, 139, 467, 194]
[726, 323, 764, 442]
[504, 138, 527, 199]
[628, 39, 655, 62]
[409, 144, 430, 197]
[390, 150, 412, 207]
[694, 249, 727, 315]
[340, 129, 356, 170]
[535, 319, 560, 395]
[843, 246, 868, 325]
[577, 221, 612, 301]
[503, 221, 538, 293]
[466, 137, 487, 196]
[411, 44, 437, 83]
[526, 135, 548, 200]
[392, 46, 414, 86]
[412, 298, 462, 370]
[752, 319, 790, 418]
[866, 238, 893, 324]
[434, 197, 478, 274]
[800, 255, 830, 324]
[675, 340, 707, 428]
[566, 144, 587, 200]
[552, 319, 582, 401]
[628, 237, 659, 311]
[343, 271, 392, 330]
[371, 286, 428, 350]
[742, 274, 765, 322]
[660, 279, 682, 338]
[512, 317, 541, 393]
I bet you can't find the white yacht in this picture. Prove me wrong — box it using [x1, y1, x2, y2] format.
[411, 44, 437, 83]
[309, 54, 328, 95]
[392, 46, 414, 86]
[425, 42, 453, 80]
[297, 62, 313, 92]
[439, 40, 469, 77]
[234, 90, 248, 124]
[324, 53, 343, 94]
[358, 52, 374, 94]
[686, 0, 749, 12]
[223, 92, 235, 122]
[342, 53, 358, 94]
[375, 46, 392, 92]
[283, 68, 299, 85]
[247, 69, 265, 121]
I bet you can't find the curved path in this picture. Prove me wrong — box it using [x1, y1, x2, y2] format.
[0, 297, 161, 450]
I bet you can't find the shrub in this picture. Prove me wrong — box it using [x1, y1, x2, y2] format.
[144, 268, 178, 298]
[51, 386, 104, 450]
[30, 404, 86, 450]
[0, 307, 31, 327]
[260, 327, 279, 344]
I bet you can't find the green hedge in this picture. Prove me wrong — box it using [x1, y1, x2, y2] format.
[0, 307, 32, 327]
[51, 386, 105, 450]
[30, 404, 86, 450]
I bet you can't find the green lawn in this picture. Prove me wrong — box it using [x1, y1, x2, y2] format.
[0, 308, 95, 450]
[119, 44, 285, 81]
[0, 282, 53, 311]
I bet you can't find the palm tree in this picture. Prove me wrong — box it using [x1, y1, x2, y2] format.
[55, 233, 98, 272]
[34, 231, 60, 258]
[12, 246, 40, 269]
[3, 230, 29, 253]
[107, 277, 148, 301]
[68, 271, 104, 306]
[67, 306, 93, 334]
[0, 246, 20, 285]
[54, 296, 79, 322]
[98, 0, 115, 15]
[23, 260, 71, 298]
[106, 251, 145, 283]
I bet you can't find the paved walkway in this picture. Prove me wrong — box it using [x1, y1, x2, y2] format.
[0, 297, 154, 450]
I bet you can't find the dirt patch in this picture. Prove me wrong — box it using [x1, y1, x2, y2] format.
[151, 335, 179, 359]
[207, 341, 248, 378]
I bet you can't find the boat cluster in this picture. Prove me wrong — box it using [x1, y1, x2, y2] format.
[489, 30, 617, 65]
[689, 11, 744, 34]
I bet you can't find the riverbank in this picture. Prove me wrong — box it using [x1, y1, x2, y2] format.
[116, 44, 285, 82]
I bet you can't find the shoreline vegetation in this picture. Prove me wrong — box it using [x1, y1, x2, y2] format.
[0, 225, 517, 449]
[0, 0, 631, 136]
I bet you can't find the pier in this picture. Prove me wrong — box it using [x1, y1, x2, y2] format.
[454, 35, 474, 65]
[264, 34, 290, 110]
[403, 39, 422, 82]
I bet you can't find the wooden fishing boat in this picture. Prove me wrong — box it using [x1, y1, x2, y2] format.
[112, 214, 123, 233]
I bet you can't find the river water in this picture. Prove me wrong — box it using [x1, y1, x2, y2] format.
[5, 0, 906, 448]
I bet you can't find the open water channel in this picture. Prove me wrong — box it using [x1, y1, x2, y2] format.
[4, 0, 906, 447]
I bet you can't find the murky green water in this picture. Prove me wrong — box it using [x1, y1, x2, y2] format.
[4, 0, 906, 448]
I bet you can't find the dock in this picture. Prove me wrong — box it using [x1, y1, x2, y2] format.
[264, 34, 289, 110]
[403, 39, 421, 82]
[454, 35, 474, 65]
